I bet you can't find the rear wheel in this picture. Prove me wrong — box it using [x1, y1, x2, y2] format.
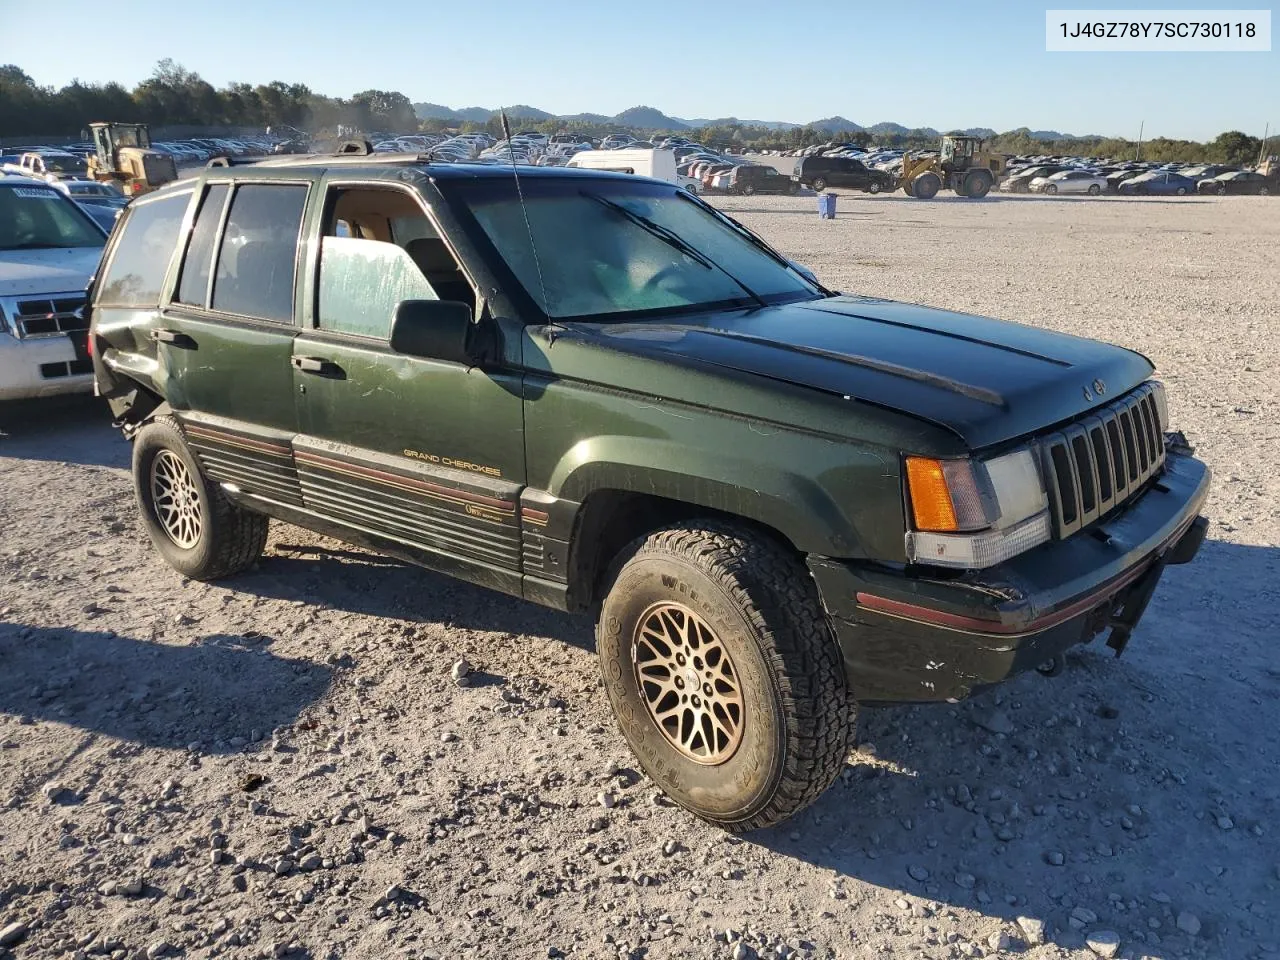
[913, 173, 941, 200]
[1176, 187, 1187, 196]
[596, 522, 854, 831]
[133, 416, 269, 580]
[811, 177, 827, 192]
[962, 171, 992, 198]
[1261, 185, 1271, 196]
[1087, 183, 1101, 196]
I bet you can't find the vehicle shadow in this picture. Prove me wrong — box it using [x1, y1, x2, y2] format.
[236, 544, 596, 653]
[0, 395, 127, 469]
[0, 622, 333, 756]
[747, 540, 1280, 956]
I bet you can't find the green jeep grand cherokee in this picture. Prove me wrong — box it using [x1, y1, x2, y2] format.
[88, 147, 1210, 831]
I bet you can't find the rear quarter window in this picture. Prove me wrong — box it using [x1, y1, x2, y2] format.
[97, 191, 192, 307]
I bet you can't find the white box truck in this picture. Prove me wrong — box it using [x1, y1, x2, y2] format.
[566, 149, 702, 194]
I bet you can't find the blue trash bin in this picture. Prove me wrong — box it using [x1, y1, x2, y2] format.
[817, 192, 837, 219]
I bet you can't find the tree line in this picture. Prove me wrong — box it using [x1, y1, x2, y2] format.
[0, 61, 416, 138]
[1, 60, 1269, 167]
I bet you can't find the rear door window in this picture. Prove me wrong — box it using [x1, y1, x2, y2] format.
[97, 191, 191, 307]
[175, 183, 229, 307]
[211, 184, 308, 323]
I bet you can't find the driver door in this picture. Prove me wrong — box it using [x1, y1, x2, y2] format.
[290, 179, 527, 593]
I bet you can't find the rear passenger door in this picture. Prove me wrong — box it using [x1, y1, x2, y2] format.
[158, 179, 312, 506]
[289, 179, 527, 593]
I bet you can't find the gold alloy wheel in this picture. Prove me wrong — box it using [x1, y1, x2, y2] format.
[151, 450, 202, 548]
[632, 602, 745, 765]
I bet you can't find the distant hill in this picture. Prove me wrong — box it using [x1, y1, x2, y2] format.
[503, 104, 554, 122]
[687, 117, 801, 131]
[612, 106, 689, 130]
[411, 102, 1089, 141]
[808, 116, 863, 132]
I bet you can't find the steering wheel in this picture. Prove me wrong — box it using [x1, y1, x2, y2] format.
[640, 263, 687, 294]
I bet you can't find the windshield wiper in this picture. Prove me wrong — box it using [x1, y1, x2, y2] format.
[586, 193, 714, 269]
[688, 198, 835, 297]
[585, 193, 767, 308]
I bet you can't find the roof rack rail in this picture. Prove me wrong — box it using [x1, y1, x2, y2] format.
[206, 155, 271, 168]
[335, 139, 374, 156]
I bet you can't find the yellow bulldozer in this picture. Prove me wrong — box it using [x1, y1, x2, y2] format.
[899, 134, 1007, 199]
[86, 122, 178, 198]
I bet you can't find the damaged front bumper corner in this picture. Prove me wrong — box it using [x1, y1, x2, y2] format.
[809, 451, 1211, 704]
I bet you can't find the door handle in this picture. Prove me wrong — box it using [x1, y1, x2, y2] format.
[150, 328, 196, 348]
[291, 356, 345, 378]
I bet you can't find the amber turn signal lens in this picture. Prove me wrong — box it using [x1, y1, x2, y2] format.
[905, 457, 958, 532]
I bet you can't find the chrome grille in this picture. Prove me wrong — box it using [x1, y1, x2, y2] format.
[1, 293, 89, 338]
[1040, 382, 1166, 538]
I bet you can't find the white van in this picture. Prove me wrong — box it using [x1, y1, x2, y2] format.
[566, 149, 701, 194]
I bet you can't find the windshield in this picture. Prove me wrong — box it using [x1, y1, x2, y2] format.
[45, 155, 88, 174]
[446, 178, 818, 319]
[0, 185, 104, 250]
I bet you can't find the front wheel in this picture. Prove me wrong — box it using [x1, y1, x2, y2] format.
[742, 184, 756, 196]
[133, 416, 269, 580]
[1045, 184, 1058, 195]
[1261, 185, 1271, 196]
[597, 523, 854, 831]
[867, 180, 881, 194]
[1176, 187, 1187, 196]
[912, 173, 941, 199]
[811, 177, 827, 192]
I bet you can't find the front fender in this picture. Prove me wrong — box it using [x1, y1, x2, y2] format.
[543, 430, 902, 560]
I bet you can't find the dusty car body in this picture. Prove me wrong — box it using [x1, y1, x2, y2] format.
[88, 154, 1210, 830]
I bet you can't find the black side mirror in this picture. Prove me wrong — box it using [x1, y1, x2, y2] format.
[390, 299, 474, 364]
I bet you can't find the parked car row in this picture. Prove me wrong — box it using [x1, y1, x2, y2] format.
[1002, 156, 1276, 197]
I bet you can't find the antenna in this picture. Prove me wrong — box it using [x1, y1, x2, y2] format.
[500, 110, 550, 318]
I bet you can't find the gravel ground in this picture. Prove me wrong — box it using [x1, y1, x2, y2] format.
[2, 193, 1278, 960]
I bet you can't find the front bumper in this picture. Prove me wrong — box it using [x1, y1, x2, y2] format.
[0, 332, 94, 401]
[809, 451, 1211, 703]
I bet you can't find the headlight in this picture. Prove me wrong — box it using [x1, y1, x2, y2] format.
[903, 449, 1051, 569]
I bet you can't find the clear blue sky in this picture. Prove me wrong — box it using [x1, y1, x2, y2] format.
[6, 0, 1276, 140]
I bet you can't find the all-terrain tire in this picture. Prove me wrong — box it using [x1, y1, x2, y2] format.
[132, 416, 269, 580]
[596, 521, 854, 832]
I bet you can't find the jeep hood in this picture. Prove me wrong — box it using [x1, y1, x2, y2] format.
[0, 247, 103, 298]
[560, 295, 1154, 450]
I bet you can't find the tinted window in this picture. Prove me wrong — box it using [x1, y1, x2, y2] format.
[176, 184, 229, 306]
[98, 191, 191, 306]
[211, 184, 307, 322]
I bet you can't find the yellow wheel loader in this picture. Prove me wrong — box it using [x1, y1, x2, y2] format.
[899, 135, 1007, 199]
[86, 123, 178, 198]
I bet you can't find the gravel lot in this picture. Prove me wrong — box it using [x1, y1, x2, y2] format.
[2, 193, 1278, 960]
